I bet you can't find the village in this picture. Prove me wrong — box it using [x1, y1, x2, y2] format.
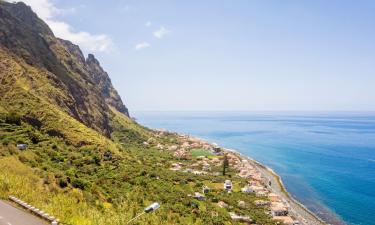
[143, 130, 304, 225]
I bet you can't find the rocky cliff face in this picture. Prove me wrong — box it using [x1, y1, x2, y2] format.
[0, 1, 129, 137]
[86, 54, 129, 116]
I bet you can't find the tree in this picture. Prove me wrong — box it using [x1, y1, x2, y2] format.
[222, 155, 229, 176]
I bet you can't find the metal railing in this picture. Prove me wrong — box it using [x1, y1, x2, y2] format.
[8, 195, 59, 225]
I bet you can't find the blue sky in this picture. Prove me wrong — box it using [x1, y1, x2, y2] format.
[19, 0, 375, 111]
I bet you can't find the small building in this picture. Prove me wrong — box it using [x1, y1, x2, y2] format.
[271, 202, 288, 216]
[193, 192, 205, 201]
[17, 144, 28, 150]
[268, 193, 281, 202]
[224, 180, 232, 192]
[273, 216, 297, 225]
[192, 170, 206, 175]
[229, 212, 252, 223]
[202, 165, 211, 171]
[254, 200, 271, 206]
[238, 200, 246, 208]
[202, 186, 210, 194]
[249, 185, 264, 192]
[217, 201, 228, 208]
[213, 146, 221, 153]
[170, 163, 182, 171]
[255, 190, 268, 197]
[241, 185, 254, 193]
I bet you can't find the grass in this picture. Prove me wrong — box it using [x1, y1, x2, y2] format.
[191, 148, 215, 157]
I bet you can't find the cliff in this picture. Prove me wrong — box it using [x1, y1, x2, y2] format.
[0, 0, 128, 138]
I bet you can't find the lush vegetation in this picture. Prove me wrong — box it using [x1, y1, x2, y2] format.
[0, 111, 279, 225]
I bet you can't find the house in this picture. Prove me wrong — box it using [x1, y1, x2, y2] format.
[192, 170, 207, 175]
[224, 180, 232, 192]
[213, 146, 221, 153]
[217, 201, 228, 208]
[17, 144, 28, 150]
[268, 193, 281, 202]
[273, 216, 298, 225]
[170, 163, 182, 171]
[238, 200, 246, 208]
[202, 186, 210, 194]
[193, 192, 205, 201]
[229, 212, 252, 223]
[168, 145, 178, 151]
[202, 165, 211, 171]
[241, 185, 254, 193]
[249, 185, 264, 192]
[255, 190, 268, 197]
[254, 200, 271, 206]
[271, 202, 288, 216]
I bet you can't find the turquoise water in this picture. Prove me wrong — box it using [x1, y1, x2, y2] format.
[135, 112, 375, 225]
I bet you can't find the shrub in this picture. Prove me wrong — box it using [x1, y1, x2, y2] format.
[58, 179, 68, 188]
[72, 178, 87, 190]
[5, 113, 21, 125]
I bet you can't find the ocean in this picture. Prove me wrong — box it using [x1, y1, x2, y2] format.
[135, 111, 375, 225]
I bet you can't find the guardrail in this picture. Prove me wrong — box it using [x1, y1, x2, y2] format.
[8, 195, 59, 225]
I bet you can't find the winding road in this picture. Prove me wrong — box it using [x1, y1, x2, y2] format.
[0, 200, 46, 225]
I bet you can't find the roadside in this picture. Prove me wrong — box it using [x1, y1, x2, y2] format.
[0, 200, 47, 225]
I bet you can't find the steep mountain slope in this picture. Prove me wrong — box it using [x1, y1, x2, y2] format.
[0, 2, 278, 225]
[0, 0, 127, 137]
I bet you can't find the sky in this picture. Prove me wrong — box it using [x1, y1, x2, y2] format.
[13, 0, 375, 112]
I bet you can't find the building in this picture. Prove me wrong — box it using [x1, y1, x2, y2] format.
[224, 180, 232, 192]
[17, 144, 28, 150]
[271, 202, 288, 216]
[217, 201, 228, 208]
[254, 200, 271, 206]
[268, 193, 281, 202]
[193, 192, 205, 201]
[273, 216, 298, 225]
[241, 185, 254, 193]
[238, 200, 246, 208]
[170, 163, 182, 171]
[202, 186, 210, 194]
[229, 212, 252, 223]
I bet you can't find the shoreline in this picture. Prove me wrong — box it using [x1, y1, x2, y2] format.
[158, 129, 331, 225]
[223, 148, 327, 225]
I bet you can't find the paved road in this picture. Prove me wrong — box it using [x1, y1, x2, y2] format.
[253, 162, 327, 225]
[0, 200, 46, 225]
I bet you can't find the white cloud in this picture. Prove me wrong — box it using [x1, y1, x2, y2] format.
[145, 21, 152, 27]
[8, 0, 113, 53]
[135, 42, 150, 50]
[153, 26, 171, 39]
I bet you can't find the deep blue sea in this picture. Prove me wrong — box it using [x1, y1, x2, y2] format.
[135, 111, 375, 225]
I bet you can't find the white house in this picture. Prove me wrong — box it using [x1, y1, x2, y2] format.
[224, 180, 232, 192]
[241, 185, 254, 193]
[17, 144, 28, 150]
